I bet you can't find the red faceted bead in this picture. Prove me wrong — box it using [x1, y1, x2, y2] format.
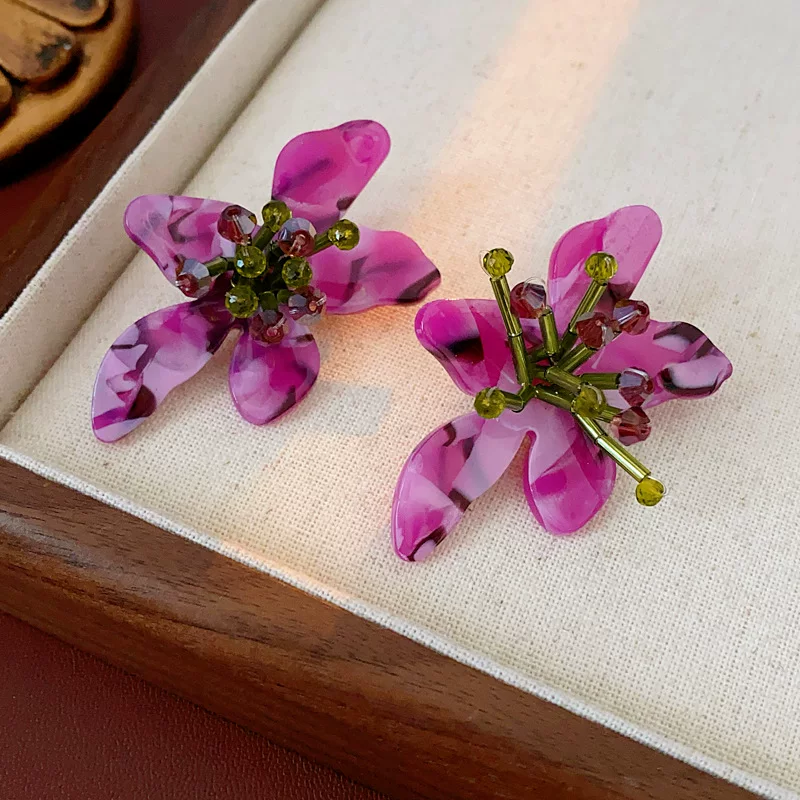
[249, 308, 288, 344]
[217, 205, 258, 244]
[276, 218, 317, 258]
[610, 407, 651, 445]
[618, 367, 654, 407]
[286, 286, 326, 324]
[575, 311, 614, 349]
[612, 298, 650, 335]
[174, 257, 212, 298]
[510, 279, 548, 319]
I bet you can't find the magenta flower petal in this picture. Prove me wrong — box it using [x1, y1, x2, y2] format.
[548, 206, 662, 331]
[392, 411, 529, 561]
[92, 296, 235, 442]
[311, 226, 440, 315]
[415, 299, 541, 396]
[124, 195, 236, 284]
[228, 320, 320, 425]
[272, 120, 391, 231]
[583, 319, 732, 408]
[522, 403, 617, 534]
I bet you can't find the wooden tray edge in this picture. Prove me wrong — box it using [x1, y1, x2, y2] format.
[0, 457, 759, 800]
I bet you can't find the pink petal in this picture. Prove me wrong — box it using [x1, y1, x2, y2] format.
[582, 319, 733, 408]
[228, 320, 320, 425]
[415, 299, 541, 396]
[548, 206, 662, 331]
[311, 226, 440, 315]
[272, 120, 391, 231]
[92, 295, 235, 442]
[124, 195, 236, 284]
[521, 403, 617, 534]
[392, 411, 529, 561]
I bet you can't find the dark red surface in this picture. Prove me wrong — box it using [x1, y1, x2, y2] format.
[0, 611, 387, 799]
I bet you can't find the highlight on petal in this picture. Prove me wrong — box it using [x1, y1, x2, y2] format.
[521, 403, 616, 534]
[582, 319, 732, 408]
[311, 226, 440, 315]
[92, 296, 235, 442]
[414, 299, 542, 396]
[392, 411, 528, 561]
[228, 319, 320, 425]
[271, 120, 391, 231]
[124, 195, 236, 283]
[548, 206, 662, 331]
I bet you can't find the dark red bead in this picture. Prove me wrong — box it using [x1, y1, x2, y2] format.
[610, 407, 651, 445]
[509, 279, 548, 319]
[276, 218, 317, 258]
[575, 311, 614, 349]
[217, 205, 258, 244]
[612, 298, 650, 335]
[618, 368, 654, 407]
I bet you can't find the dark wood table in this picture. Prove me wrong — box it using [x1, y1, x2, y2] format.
[0, 3, 760, 798]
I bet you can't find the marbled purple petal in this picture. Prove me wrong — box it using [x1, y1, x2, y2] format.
[415, 299, 542, 396]
[521, 402, 617, 534]
[582, 319, 732, 408]
[228, 319, 320, 425]
[311, 226, 440, 315]
[271, 120, 391, 231]
[124, 195, 236, 283]
[92, 295, 235, 442]
[392, 411, 529, 561]
[548, 206, 662, 331]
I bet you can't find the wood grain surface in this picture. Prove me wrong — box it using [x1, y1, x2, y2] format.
[0, 0, 136, 162]
[0, 0, 255, 314]
[0, 458, 758, 800]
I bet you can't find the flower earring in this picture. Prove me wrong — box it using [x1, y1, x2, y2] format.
[392, 206, 732, 562]
[92, 120, 440, 442]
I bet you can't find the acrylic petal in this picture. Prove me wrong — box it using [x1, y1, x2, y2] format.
[521, 403, 617, 534]
[392, 411, 529, 561]
[92, 296, 235, 442]
[228, 320, 320, 425]
[548, 206, 662, 331]
[272, 120, 391, 231]
[582, 319, 732, 408]
[312, 226, 440, 315]
[415, 299, 541, 396]
[124, 195, 236, 284]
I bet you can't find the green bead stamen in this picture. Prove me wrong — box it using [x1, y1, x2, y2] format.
[472, 248, 664, 504]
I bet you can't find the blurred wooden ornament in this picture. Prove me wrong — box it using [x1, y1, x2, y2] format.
[0, 0, 135, 162]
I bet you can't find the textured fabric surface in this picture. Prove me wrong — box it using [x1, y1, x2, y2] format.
[0, 612, 386, 799]
[1, 0, 799, 797]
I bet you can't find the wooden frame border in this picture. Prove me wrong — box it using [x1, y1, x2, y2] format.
[0, 1, 758, 796]
[0, 459, 756, 800]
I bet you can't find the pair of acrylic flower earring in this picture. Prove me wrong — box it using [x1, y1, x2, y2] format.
[91, 120, 732, 562]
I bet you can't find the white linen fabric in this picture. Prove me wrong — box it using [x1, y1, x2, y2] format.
[1, 1, 799, 796]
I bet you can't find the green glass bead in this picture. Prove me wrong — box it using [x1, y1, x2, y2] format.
[282, 257, 313, 290]
[276, 288, 291, 305]
[482, 248, 514, 278]
[234, 244, 267, 278]
[474, 387, 506, 419]
[584, 251, 618, 283]
[259, 291, 279, 311]
[327, 219, 360, 250]
[636, 477, 665, 507]
[261, 200, 291, 233]
[225, 284, 259, 318]
[571, 384, 604, 417]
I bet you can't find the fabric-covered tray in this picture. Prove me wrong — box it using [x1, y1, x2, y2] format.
[1, 1, 798, 797]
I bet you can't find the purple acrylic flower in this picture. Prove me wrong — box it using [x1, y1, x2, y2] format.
[392, 206, 732, 561]
[92, 120, 440, 442]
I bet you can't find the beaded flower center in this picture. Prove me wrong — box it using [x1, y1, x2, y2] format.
[174, 201, 359, 343]
[475, 248, 665, 507]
